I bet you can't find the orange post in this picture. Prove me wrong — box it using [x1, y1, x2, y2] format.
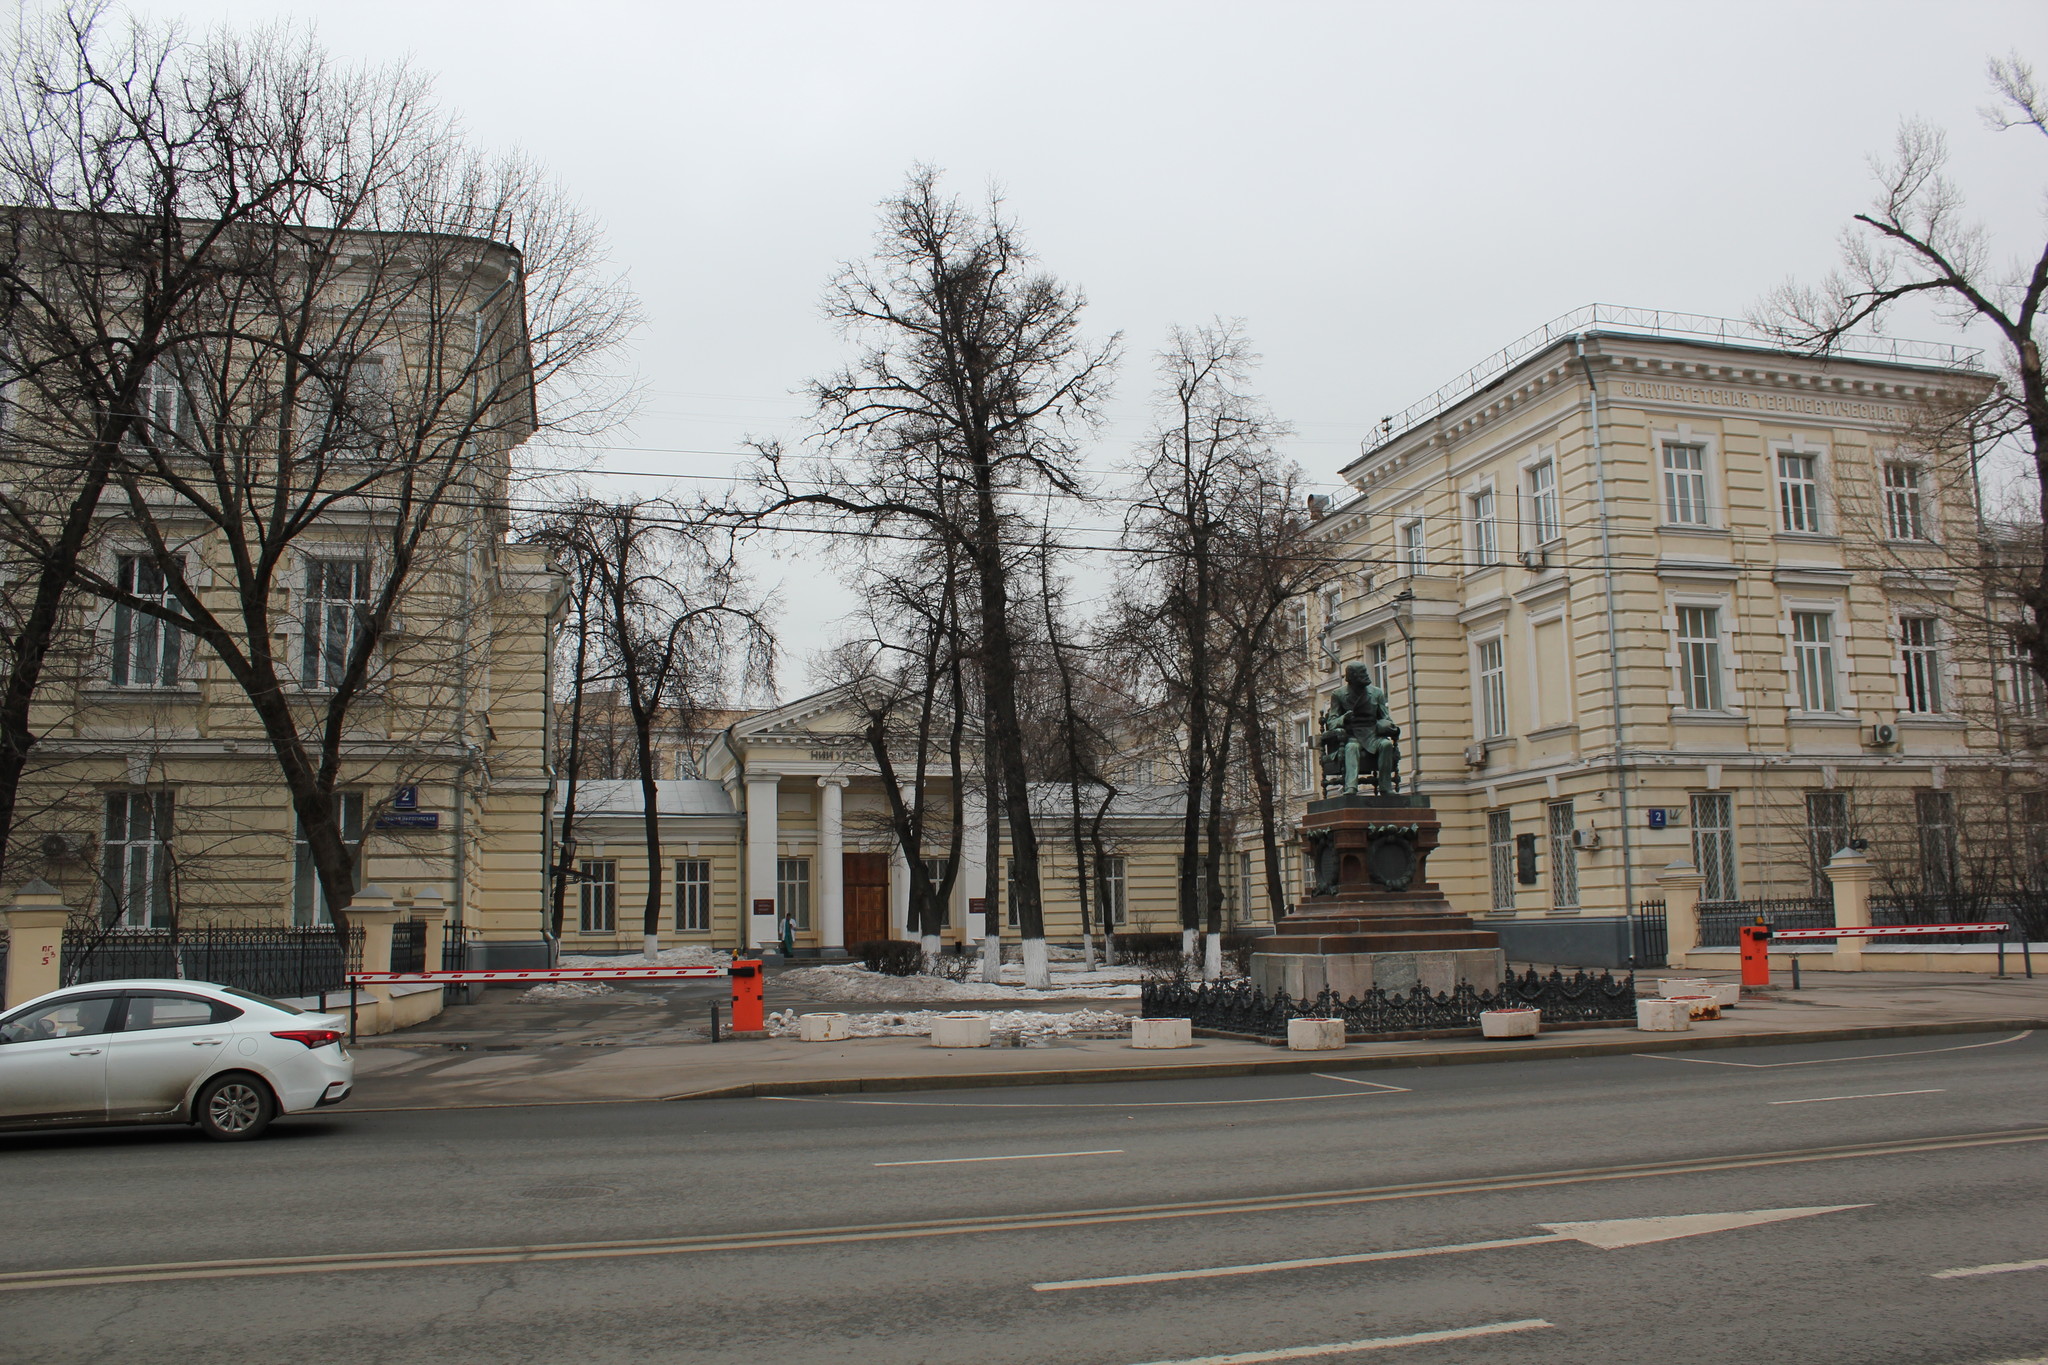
[729, 958, 765, 1032]
[1738, 922, 1773, 988]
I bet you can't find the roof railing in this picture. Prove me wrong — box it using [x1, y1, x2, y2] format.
[1360, 303, 1985, 458]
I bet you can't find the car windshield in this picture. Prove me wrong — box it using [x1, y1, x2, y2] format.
[219, 986, 303, 1015]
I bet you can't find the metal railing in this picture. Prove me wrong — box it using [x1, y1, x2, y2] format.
[1139, 968, 1638, 1040]
[1633, 899, 1668, 967]
[390, 918, 426, 973]
[1696, 897, 1834, 948]
[60, 925, 363, 998]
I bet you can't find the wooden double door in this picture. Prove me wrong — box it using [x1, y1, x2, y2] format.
[843, 853, 891, 944]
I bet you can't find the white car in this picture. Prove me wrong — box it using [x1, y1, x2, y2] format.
[0, 979, 354, 1140]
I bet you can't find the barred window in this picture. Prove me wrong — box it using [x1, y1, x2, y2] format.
[1470, 487, 1498, 566]
[292, 793, 364, 927]
[1476, 637, 1507, 738]
[1547, 802, 1578, 909]
[1884, 463, 1927, 541]
[1777, 452, 1821, 533]
[1805, 792, 1851, 897]
[1900, 616, 1942, 713]
[1692, 793, 1738, 903]
[1661, 442, 1710, 526]
[1676, 606, 1724, 711]
[111, 555, 181, 687]
[1916, 791, 1958, 897]
[674, 858, 711, 933]
[304, 558, 370, 689]
[1791, 611, 1837, 713]
[1527, 460, 1559, 543]
[102, 790, 173, 928]
[578, 859, 616, 933]
[1487, 810, 1515, 912]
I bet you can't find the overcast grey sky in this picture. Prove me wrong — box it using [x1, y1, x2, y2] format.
[131, 0, 2048, 677]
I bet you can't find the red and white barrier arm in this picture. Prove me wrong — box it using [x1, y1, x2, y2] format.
[1770, 923, 2008, 941]
[348, 966, 729, 985]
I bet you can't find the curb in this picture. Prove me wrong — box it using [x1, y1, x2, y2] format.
[656, 1018, 2047, 1103]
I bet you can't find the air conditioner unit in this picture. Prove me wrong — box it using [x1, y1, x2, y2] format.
[1869, 723, 1898, 747]
[38, 833, 75, 861]
[1571, 827, 1601, 851]
[1463, 742, 1488, 768]
[1518, 548, 1548, 571]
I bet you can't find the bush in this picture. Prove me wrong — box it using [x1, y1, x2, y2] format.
[857, 940, 924, 976]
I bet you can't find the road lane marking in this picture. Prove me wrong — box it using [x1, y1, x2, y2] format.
[1769, 1089, 1945, 1105]
[1122, 1319, 1552, 1363]
[1932, 1256, 2048, 1279]
[1309, 1074, 1408, 1091]
[1635, 1031, 2032, 1069]
[765, 1080, 1411, 1109]
[875, 1149, 1123, 1167]
[1, 1130, 2037, 1293]
[1037, 1205, 1866, 1290]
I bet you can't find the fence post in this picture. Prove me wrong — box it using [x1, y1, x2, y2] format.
[1658, 862, 1704, 969]
[1823, 849, 1873, 973]
[411, 889, 448, 972]
[2, 880, 69, 1008]
[349, 885, 401, 1034]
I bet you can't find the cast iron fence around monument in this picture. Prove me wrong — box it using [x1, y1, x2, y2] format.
[1140, 967, 1638, 1041]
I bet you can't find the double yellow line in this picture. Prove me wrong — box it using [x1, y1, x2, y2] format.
[7, 1126, 2044, 1293]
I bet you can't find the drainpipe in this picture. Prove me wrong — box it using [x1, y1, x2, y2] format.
[1390, 590, 1418, 795]
[1574, 337, 1638, 961]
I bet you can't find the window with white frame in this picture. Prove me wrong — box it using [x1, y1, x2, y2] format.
[1777, 451, 1822, 533]
[1692, 793, 1738, 903]
[1675, 605, 1724, 711]
[292, 793, 363, 927]
[129, 357, 194, 449]
[1805, 791, 1851, 896]
[1661, 441, 1711, 526]
[1476, 636, 1507, 738]
[110, 554, 181, 687]
[1095, 854, 1128, 927]
[1884, 463, 1928, 541]
[776, 856, 812, 930]
[1469, 487, 1498, 566]
[103, 790, 173, 927]
[1546, 801, 1578, 909]
[1319, 585, 1342, 632]
[1790, 610, 1838, 713]
[1294, 716, 1314, 792]
[1399, 517, 1425, 574]
[1487, 810, 1515, 912]
[674, 858, 711, 932]
[1899, 615, 1942, 713]
[1527, 460, 1559, 543]
[2005, 637, 2043, 719]
[1916, 790, 1958, 897]
[303, 557, 371, 689]
[1290, 602, 1310, 657]
[1236, 851, 1253, 925]
[578, 859, 616, 933]
[1368, 640, 1390, 694]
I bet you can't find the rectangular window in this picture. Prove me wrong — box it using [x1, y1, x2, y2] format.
[1294, 716, 1314, 792]
[1470, 487, 1498, 566]
[1900, 616, 1942, 714]
[776, 856, 811, 930]
[1692, 792, 1738, 903]
[102, 790, 173, 928]
[1237, 851, 1253, 925]
[578, 859, 617, 933]
[1399, 518, 1425, 574]
[303, 558, 370, 689]
[1095, 855, 1128, 927]
[674, 858, 711, 933]
[2024, 792, 2048, 892]
[1777, 452, 1821, 533]
[1476, 637, 1507, 738]
[110, 555, 180, 687]
[1527, 460, 1559, 543]
[1547, 801, 1578, 909]
[1179, 854, 1210, 916]
[130, 358, 192, 447]
[921, 857, 953, 928]
[1368, 640, 1390, 694]
[1487, 810, 1515, 912]
[1320, 584, 1342, 627]
[1676, 605, 1724, 711]
[1791, 611, 1837, 713]
[1661, 442, 1710, 526]
[1805, 792, 1851, 897]
[1916, 791, 1958, 897]
[2007, 638, 2043, 719]
[1884, 463, 1927, 541]
[292, 793, 364, 927]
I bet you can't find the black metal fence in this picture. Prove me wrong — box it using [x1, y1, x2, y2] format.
[60, 925, 363, 998]
[390, 918, 426, 973]
[1697, 897, 1833, 948]
[1633, 899, 1668, 967]
[443, 922, 469, 972]
[1139, 968, 1639, 1040]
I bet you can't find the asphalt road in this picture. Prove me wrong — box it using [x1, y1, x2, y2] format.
[4, 1030, 2047, 1365]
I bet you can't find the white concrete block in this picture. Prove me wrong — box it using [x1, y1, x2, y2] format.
[1480, 1008, 1540, 1039]
[1669, 994, 1721, 1021]
[1635, 998, 1692, 1032]
[930, 1013, 991, 1048]
[1130, 1017, 1193, 1049]
[1287, 1017, 1346, 1051]
[797, 1012, 848, 1042]
[1705, 983, 1741, 1009]
[1658, 978, 1713, 999]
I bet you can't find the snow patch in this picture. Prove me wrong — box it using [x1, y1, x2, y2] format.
[766, 1008, 1129, 1039]
[776, 964, 1141, 1002]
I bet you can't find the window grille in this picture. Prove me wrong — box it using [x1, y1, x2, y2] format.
[578, 859, 617, 933]
[1547, 802, 1578, 909]
[1692, 793, 1737, 902]
[1487, 810, 1515, 912]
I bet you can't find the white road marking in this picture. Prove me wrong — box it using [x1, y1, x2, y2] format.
[1635, 1031, 2031, 1069]
[1770, 1089, 1945, 1105]
[1309, 1074, 1408, 1092]
[766, 1084, 1410, 1110]
[1121, 1319, 1553, 1364]
[875, 1149, 1122, 1167]
[1038, 1205, 1867, 1290]
[1931, 1256, 2048, 1279]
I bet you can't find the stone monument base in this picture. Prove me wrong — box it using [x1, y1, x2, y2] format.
[1250, 946, 1507, 1003]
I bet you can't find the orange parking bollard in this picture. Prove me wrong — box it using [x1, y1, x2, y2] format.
[1738, 921, 1773, 988]
[729, 958, 765, 1032]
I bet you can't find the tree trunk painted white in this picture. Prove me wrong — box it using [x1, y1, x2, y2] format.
[1203, 934, 1223, 982]
[920, 932, 941, 959]
[643, 933, 661, 961]
[1021, 936, 1051, 989]
[980, 932, 1001, 984]
[1181, 927, 1197, 959]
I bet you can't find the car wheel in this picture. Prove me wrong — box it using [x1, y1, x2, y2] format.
[193, 1073, 275, 1141]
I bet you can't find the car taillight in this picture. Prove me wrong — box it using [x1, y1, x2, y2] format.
[272, 1029, 343, 1049]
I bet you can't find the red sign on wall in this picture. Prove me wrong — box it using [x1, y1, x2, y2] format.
[752, 898, 774, 915]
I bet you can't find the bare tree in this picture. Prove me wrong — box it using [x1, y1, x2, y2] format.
[752, 168, 1116, 987]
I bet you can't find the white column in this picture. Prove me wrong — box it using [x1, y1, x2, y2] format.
[959, 791, 988, 944]
[745, 775, 780, 949]
[889, 840, 911, 940]
[818, 777, 847, 951]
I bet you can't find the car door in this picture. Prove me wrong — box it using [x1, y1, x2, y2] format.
[0, 993, 120, 1126]
[104, 991, 240, 1120]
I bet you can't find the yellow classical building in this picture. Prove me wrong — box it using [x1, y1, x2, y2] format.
[1279, 306, 2028, 965]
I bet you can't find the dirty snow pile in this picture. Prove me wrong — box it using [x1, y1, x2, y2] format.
[776, 964, 1142, 1002]
[764, 1008, 1129, 1039]
[558, 946, 732, 968]
[524, 981, 621, 1001]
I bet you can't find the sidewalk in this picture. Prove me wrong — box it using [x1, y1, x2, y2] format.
[342, 967, 2048, 1111]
